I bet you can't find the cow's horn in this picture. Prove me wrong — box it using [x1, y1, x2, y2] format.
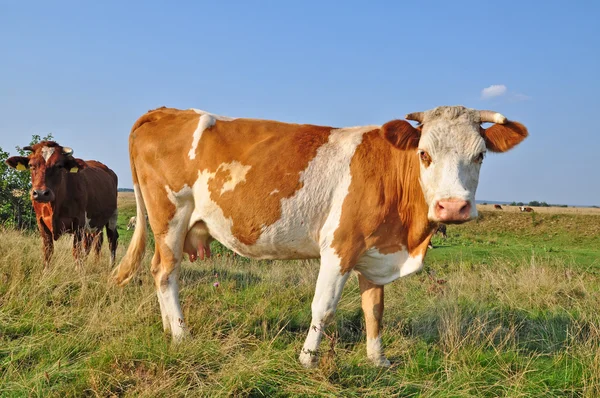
[62, 147, 74, 156]
[479, 110, 507, 124]
[23, 146, 33, 152]
[405, 112, 425, 123]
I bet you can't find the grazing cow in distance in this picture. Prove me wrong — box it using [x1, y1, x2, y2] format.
[6, 141, 119, 269]
[114, 105, 528, 367]
[520, 206, 534, 212]
[127, 216, 136, 230]
[494, 204, 503, 210]
[428, 224, 448, 249]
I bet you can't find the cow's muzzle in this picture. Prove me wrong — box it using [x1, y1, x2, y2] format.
[32, 188, 54, 203]
[434, 198, 472, 224]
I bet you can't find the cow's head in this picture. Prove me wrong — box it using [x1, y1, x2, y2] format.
[6, 141, 87, 203]
[381, 106, 527, 223]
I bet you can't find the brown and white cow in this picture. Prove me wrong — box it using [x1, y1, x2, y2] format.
[114, 105, 527, 367]
[6, 141, 119, 269]
[494, 204, 503, 210]
[127, 216, 136, 230]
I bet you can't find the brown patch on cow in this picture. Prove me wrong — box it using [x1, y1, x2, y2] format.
[481, 121, 528, 153]
[129, 108, 333, 246]
[380, 119, 420, 150]
[332, 129, 435, 273]
[203, 120, 331, 244]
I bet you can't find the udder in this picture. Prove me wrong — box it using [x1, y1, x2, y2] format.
[184, 221, 213, 262]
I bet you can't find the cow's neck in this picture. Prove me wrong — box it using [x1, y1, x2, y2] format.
[362, 131, 434, 254]
[333, 130, 434, 273]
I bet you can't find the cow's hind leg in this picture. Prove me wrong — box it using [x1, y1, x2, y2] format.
[299, 248, 351, 368]
[358, 274, 390, 367]
[149, 199, 193, 342]
[150, 246, 171, 333]
[106, 210, 118, 267]
[72, 229, 85, 269]
[93, 231, 104, 261]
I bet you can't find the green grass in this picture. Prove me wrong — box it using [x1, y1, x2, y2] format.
[1, 208, 599, 396]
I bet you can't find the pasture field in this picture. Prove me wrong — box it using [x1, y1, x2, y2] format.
[1, 194, 599, 397]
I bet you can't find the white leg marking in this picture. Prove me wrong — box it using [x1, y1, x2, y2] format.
[158, 271, 187, 341]
[156, 288, 170, 333]
[367, 335, 391, 367]
[299, 249, 350, 368]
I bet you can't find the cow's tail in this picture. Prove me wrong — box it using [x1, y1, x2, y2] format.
[112, 151, 147, 286]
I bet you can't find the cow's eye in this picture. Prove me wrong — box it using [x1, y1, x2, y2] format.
[418, 150, 432, 167]
[474, 152, 485, 164]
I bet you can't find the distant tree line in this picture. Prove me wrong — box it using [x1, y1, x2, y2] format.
[0, 134, 53, 229]
[508, 201, 568, 208]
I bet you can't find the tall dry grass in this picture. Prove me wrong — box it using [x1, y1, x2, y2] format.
[1, 225, 600, 396]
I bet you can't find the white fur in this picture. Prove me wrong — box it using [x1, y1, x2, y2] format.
[355, 249, 423, 285]
[41, 147, 55, 162]
[299, 248, 350, 368]
[217, 161, 251, 194]
[157, 271, 187, 341]
[418, 117, 485, 221]
[188, 114, 216, 160]
[367, 336, 391, 367]
[83, 212, 98, 233]
[188, 110, 237, 160]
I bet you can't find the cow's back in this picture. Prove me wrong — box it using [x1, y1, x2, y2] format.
[78, 160, 118, 226]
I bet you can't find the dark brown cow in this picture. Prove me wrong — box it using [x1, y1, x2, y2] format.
[494, 204, 503, 210]
[6, 141, 119, 269]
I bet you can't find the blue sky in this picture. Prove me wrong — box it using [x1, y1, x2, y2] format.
[1, 1, 598, 205]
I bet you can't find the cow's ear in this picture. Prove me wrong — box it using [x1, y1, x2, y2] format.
[65, 157, 87, 173]
[481, 121, 528, 153]
[380, 120, 421, 150]
[6, 156, 30, 171]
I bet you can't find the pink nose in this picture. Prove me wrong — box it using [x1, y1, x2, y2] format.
[435, 199, 472, 222]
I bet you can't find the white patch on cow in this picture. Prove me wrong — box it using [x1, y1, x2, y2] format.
[217, 161, 252, 194]
[367, 336, 391, 367]
[188, 114, 216, 160]
[83, 212, 98, 233]
[188, 110, 238, 161]
[270, 189, 280, 195]
[41, 147, 55, 162]
[355, 249, 424, 285]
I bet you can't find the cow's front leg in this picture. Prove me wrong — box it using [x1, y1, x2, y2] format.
[358, 274, 390, 367]
[41, 231, 53, 270]
[72, 229, 85, 269]
[299, 249, 350, 368]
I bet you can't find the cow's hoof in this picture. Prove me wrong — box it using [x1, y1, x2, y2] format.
[369, 355, 391, 367]
[299, 351, 319, 369]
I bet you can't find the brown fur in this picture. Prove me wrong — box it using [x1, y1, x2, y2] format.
[6, 141, 118, 269]
[332, 129, 435, 273]
[481, 121, 528, 153]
